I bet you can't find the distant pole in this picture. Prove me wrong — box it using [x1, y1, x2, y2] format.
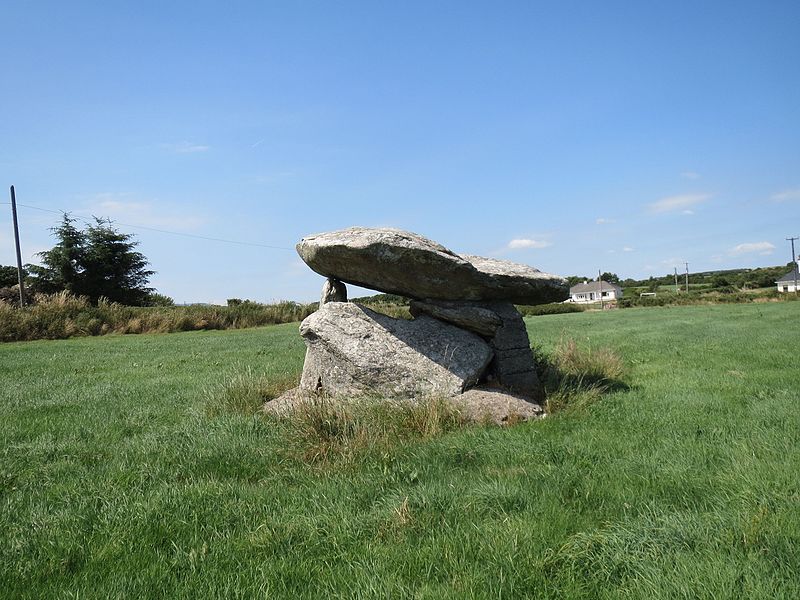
[788, 237, 799, 295]
[9, 186, 26, 307]
[674, 267, 679, 293]
[598, 269, 604, 309]
[684, 262, 689, 293]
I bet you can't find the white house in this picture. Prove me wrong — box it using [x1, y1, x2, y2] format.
[568, 280, 623, 304]
[776, 264, 800, 293]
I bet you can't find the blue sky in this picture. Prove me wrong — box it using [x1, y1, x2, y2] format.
[1, 1, 798, 303]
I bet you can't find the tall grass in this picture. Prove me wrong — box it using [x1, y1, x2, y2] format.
[203, 337, 625, 464]
[534, 337, 626, 413]
[0, 292, 316, 342]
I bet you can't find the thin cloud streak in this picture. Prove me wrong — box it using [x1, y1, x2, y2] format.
[87, 194, 206, 231]
[648, 193, 711, 214]
[163, 141, 210, 154]
[771, 188, 800, 202]
[507, 238, 551, 249]
[729, 241, 775, 256]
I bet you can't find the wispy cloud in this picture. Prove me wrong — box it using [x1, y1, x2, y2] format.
[660, 257, 685, 269]
[86, 193, 205, 231]
[251, 139, 265, 149]
[622, 246, 634, 252]
[729, 241, 775, 256]
[680, 171, 701, 180]
[771, 188, 800, 202]
[253, 171, 297, 184]
[648, 193, 711, 214]
[507, 238, 551, 250]
[163, 141, 210, 154]
[596, 217, 615, 225]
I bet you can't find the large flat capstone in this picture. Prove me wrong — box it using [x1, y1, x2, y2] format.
[299, 302, 494, 398]
[297, 227, 568, 304]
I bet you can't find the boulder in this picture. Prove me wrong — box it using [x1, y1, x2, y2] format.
[454, 386, 545, 425]
[319, 277, 347, 305]
[409, 300, 502, 337]
[264, 385, 544, 426]
[297, 227, 568, 304]
[298, 302, 493, 398]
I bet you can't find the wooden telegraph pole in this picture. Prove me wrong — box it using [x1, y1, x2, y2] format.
[788, 237, 799, 295]
[598, 269, 604, 309]
[10, 186, 26, 306]
[684, 262, 689, 293]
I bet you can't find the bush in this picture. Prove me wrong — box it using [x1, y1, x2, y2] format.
[144, 292, 175, 306]
[517, 303, 586, 316]
[0, 292, 317, 342]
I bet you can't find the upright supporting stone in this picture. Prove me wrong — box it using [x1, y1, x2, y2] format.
[482, 302, 542, 400]
[409, 299, 542, 400]
[320, 277, 347, 305]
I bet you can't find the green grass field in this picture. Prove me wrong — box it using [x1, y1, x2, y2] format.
[1, 304, 798, 598]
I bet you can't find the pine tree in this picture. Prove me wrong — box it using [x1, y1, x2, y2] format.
[29, 214, 155, 305]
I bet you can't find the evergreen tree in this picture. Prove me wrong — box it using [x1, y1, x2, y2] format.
[0, 265, 21, 287]
[29, 214, 155, 305]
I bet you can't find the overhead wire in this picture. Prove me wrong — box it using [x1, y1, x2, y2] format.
[0, 201, 293, 250]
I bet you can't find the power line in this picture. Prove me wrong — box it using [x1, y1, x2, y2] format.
[0, 201, 293, 251]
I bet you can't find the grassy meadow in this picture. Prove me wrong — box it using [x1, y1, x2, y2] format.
[1, 303, 798, 598]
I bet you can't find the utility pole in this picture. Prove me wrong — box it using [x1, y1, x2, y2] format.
[684, 262, 689, 293]
[9, 186, 26, 307]
[598, 269, 604, 309]
[788, 237, 799, 295]
[674, 267, 679, 293]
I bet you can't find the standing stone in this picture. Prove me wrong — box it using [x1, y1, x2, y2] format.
[299, 302, 493, 398]
[408, 300, 541, 399]
[319, 277, 347, 305]
[481, 302, 542, 400]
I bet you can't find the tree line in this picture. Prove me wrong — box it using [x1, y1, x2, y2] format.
[566, 265, 794, 291]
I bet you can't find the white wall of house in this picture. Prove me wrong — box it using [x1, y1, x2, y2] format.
[777, 263, 800, 292]
[570, 289, 621, 303]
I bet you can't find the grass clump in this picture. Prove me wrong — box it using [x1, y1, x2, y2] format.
[536, 337, 626, 413]
[278, 394, 466, 464]
[204, 367, 298, 417]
